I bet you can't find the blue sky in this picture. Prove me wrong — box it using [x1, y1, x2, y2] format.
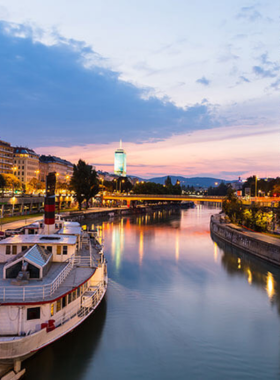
[0, 0, 279, 178]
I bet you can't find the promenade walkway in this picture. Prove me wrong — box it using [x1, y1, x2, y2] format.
[0, 207, 121, 232]
[227, 222, 280, 247]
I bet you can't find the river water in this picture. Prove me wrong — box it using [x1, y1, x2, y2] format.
[25, 205, 280, 379]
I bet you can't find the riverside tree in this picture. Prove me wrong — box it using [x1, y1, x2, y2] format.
[70, 160, 99, 210]
[2, 174, 22, 193]
[0, 174, 5, 194]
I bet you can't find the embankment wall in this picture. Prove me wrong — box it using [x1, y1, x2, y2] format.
[210, 215, 280, 266]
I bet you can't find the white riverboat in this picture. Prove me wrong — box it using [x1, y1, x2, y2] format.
[0, 216, 107, 378]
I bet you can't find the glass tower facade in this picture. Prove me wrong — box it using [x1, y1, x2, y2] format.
[114, 141, 126, 176]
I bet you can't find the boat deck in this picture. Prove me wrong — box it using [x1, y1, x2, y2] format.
[0, 236, 101, 304]
[0, 262, 68, 288]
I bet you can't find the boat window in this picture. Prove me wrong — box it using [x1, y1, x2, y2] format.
[22, 246, 27, 252]
[62, 296, 67, 308]
[12, 246, 17, 255]
[68, 293, 72, 304]
[77, 287, 81, 297]
[50, 303, 55, 317]
[56, 299, 62, 312]
[57, 246, 61, 255]
[6, 246, 11, 255]
[46, 246, 52, 253]
[63, 246, 68, 255]
[72, 290, 77, 301]
[27, 307, 41, 320]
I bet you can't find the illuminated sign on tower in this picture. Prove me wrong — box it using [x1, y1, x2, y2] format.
[114, 140, 126, 177]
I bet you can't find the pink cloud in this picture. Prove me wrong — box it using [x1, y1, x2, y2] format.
[36, 124, 279, 180]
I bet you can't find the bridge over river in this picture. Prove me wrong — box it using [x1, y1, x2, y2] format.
[103, 193, 280, 206]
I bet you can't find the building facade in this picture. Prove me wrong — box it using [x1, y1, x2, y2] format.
[13, 147, 40, 184]
[114, 140, 126, 177]
[39, 155, 74, 182]
[0, 139, 14, 175]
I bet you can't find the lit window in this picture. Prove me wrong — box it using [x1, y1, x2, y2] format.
[50, 303, 55, 316]
[56, 299, 62, 312]
[12, 246, 17, 255]
[57, 246, 61, 255]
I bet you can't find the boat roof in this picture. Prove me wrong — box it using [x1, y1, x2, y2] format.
[58, 225, 81, 235]
[5, 245, 52, 269]
[0, 234, 77, 245]
[64, 221, 80, 227]
[23, 245, 51, 267]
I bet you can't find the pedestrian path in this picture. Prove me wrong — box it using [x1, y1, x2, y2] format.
[0, 216, 42, 232]
[227, 222, 280, 247]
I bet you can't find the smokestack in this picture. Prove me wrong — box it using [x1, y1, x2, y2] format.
[44, 172, 56, 234]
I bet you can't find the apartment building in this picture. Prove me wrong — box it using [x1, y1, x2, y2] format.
[39, 155, 73, 182]
[13, 147, 40, 184]
[0, 139, 14, 174]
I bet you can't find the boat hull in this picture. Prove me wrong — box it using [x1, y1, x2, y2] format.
[0, 275, 107, 366]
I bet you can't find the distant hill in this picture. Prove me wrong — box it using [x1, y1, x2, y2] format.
[147, 176, 230, 188]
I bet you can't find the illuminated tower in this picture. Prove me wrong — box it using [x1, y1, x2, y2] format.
[114, 140, 126, 177]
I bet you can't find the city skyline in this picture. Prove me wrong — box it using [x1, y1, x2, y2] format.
[0, 0, 279, 179]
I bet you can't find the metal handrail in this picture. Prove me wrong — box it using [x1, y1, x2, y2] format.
[0, 254, 94, 302]
[53, 281, 105, 329]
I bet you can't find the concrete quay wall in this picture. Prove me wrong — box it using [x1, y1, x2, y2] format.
[210, 215, 280, 266]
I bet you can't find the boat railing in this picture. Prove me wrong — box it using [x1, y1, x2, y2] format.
[0, 252, 98, 302]
[52, 281, 106, 328]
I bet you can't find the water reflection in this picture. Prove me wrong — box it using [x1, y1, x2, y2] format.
[25, 206, 280, 380]
[212, 233, 280, 305]
[175, 229, 180, 262]
[25, 300, 107, 380]
[95, 209, 183, 271]
[139, 230, 144, 265]
[266, 272, 275, 299]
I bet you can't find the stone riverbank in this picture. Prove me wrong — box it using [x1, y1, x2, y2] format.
[210, 214, 280, 266]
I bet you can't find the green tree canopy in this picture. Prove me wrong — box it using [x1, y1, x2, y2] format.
[2, 174, 22, 192]
[70, 160, 99, 210]
[26, 178, 45, 193]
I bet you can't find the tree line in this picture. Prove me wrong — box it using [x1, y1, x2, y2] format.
[222, 189, 279, 232]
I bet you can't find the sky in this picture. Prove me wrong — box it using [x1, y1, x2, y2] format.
[0, 0, 279, 179]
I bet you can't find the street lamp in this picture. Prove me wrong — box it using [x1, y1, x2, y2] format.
[120, 179, 125, 193]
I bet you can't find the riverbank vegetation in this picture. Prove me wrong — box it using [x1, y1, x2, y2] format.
[133, 176, 181, 195]
[70, 160, 99, 210]
[222, 189, 279, 232]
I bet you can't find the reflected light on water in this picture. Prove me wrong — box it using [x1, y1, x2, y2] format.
[213, 242, 218, 263]
[247, 269, 252, 285]
[238, 258, 241, 270]
[175, 230, 180, 262]
[266, 272, 275, 299]
[139, 230, 144, 265]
